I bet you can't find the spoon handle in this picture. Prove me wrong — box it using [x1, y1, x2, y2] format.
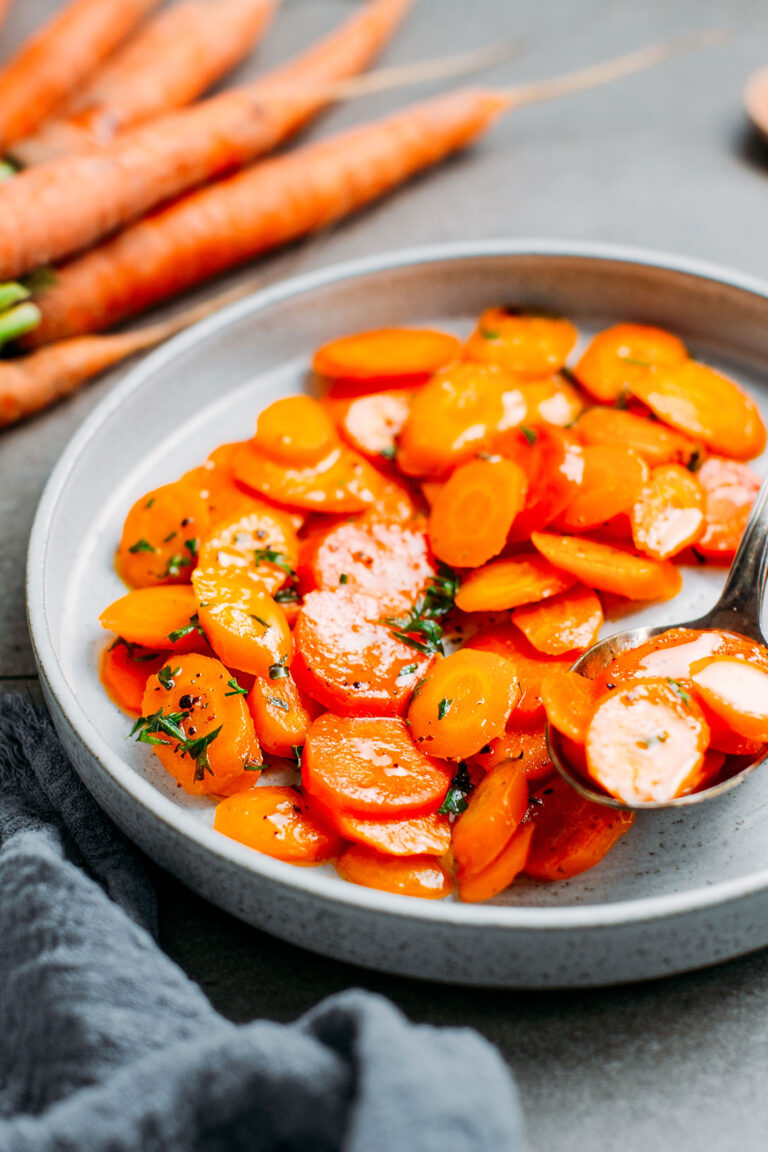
[691, 474, 768, 642]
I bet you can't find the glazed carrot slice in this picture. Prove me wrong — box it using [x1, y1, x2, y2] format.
[117, 480, 210, 587]
[313, 327, 461, 383]
[530, 532, 683, 601]
[574, 322, 687, 403]
[470, 725, 555, 783]
[630, 463, 705, 560]
[247, 674, 317, 759]
[629, 360, 767, 460]
[334, 387, 412, 459]
[335, 845, 454, 899]
[397, 361, 524, 478]
[298, 515, 434, 610]
[690, 657, 768, 743]
[556, 444, 649, 531]
[454, 552, 576, 613]
[465, 626, 573, 724]
[465, 308, 578, 376]
[233, 441, 387, 513]
[198, 505, 299, 594]
[458, 822, 534, 903]
[517, 375, 585, 428]
[214, 786, 344, 862]
[524, 775, 635, 881]
[100, 640, 166, 715]
[303, 713, 453, 819]
[452, 758, 528, 876]
[585, 677, 710, 804]
[140, 653, 261, 795]
[499, 426, 585, 542]
[428, 457, 528, 567]
[513, 585, 603, 656]
[407, 649, 521, 760]
[575, 405, 698, 467]
[182, 442, 267, 527]
[253, 395, 338, 466]
[594, 628, 768, 694]
[695, 457, 761, 561]
[192, 566, 292, 678]
[312, 800, 452, 857]
[294, 589, 434, 716]
[99, 585, 205, 651]
[542, 671, 603, 744]
[420, 481, 444, 509]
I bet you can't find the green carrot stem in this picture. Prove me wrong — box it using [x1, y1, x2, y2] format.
[0, 282, 30, 311]
[0, 301, 41, 345]
[0, 159, 16, 182]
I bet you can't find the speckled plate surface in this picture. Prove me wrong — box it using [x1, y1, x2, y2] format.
[27, 241, 768, 987]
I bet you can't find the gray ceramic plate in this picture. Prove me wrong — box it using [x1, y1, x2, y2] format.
[27, 241, 768, 988]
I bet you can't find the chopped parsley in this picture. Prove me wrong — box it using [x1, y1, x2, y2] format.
[667, 678, 692, 707]
[164, 553, 192, 578]
[618, 354, 652, 367]
[225, 677, 248, 696]
[182, 726, 222, 782]
[267, 696, 290, 712]
[438, 697, 453, 720]
[383, 563, 459, 656]
[167, 613, 205, 643]
[129, 708, 188, 746]
[520, 424, 538, 445]
[269, 654, 290, 680]
[480, 325, 500, 340]
[397, 663, 418, 678]
[275, 586, 300, 604]
[339, 573, 349, 585]
[144, 497, 156, 509]
[379, 446, 397, 460]
[292, 745, 303, 767]
[128, 538, 155, 554]
[157, 665, 181, 690]
[253, 548, 296, 578]
[437, 762, 473, 815]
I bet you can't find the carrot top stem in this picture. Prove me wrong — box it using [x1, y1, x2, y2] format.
[0, 300, 40, 345]
[0, 160, 15, 182]
[0, 282, 30, 311]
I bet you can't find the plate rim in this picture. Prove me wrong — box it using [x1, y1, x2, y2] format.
[26, 237, 768, 933]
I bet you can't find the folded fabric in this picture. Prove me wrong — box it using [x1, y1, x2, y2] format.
[0, 693, 525, 1152]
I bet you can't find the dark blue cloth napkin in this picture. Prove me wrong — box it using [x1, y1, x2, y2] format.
[0, 693, 524, 1152]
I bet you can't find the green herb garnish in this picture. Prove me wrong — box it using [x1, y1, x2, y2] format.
[398, 663, 418, 678]
[225, 677, 248, 697]
[379, 446, 397, 460]
[157, 665, 181, 690]
[437, 762, 473, 815]
[339, 574, 349, 585]
[520, 424, 538, 445]
[269, 654, 290, 680]
[164, 553, 192, 578]
[128, 538, 155, 554]
[667, 678, 692, 706]
[129, 708, 189, 746]
[438, 697, 453, 720]
[275, 586, 300, 604]
[253, 548, 296, 577]
[268, 696, 290, 712]
[181, 726, 222, 782]
[167, 613, 205, 644]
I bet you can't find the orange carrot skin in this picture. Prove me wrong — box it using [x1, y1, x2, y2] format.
[542, 671, 602, 745]
[247, 674, 317, 759]
[254, 395, 339, 467]
[27, 87, 510, 344]
[99, 586, 210, 654]
[576, 405, 698, 468]
[428, 457, 528, 568]
[500, 427, 585, 542]
[118, 480, 210, 588]
[458, 822, 534, 903]
[530, 531, 683, 602]
[313, 327, 461, 382]
[452, 759, 529, 877]
[335, 845, 454, 899]
[454, 553, 576, 613]
[574, 323, 687, 403]
[465, 309, 578, 377]
[233, 442, 389, 515]
[525, 776, 635, 882]
[555, 444, 649, 532]
[214, 786, 344, 863]
[100, 640, 166, 715]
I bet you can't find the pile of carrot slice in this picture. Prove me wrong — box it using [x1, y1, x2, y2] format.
[98, 310, 767, 902]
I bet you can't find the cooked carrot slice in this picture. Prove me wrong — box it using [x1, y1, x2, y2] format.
[186, 441, 306, 529]
[197, 505, 299, 594]
[574, 323, 687, 403]
[214, 786, 343, 863]
[233, 441, 387, 513]
[298, 515, 434, 610]
[470, 725, 555, 783]
[629, 360, 767, 460]
[594, 627, 768, 694]
[117, 480, 209, 587]
[335, 388, 413, 459]
[696, 698, 765, 757]
[420, 480, 444, 509]
[458, 822, 534, 903]
[247, 674, 317, 759]
[585, 677, 710, 804]
[465, 626, 573, 724]
[513, 585, 603, 656]
[428, 457, 528, 568]
[312, 800, 451, 857]
[192, 566, 293, 678]
[498, 426, 585, 541]
[525, 775, 635, 881]
[253, 395, 339, 466]
[556, 445, 649, 531]
[695, 457, 761, 561]
[455, 552, 576, 613]
[465, 308, 578, 376]
[407, 649, 520, 760]
[303, 713, 453, 820]
[518, 375, 585, 427]
[630, 463, 705, 560]
[294, 589, 434, 716]
[99, 585, 206, 652]
[542, 671, 603, 744]
[335, 845, 454, 899]
[452, 758, 528, 875]
[141, 653, 261, 796]
[575, 405, 698, 467]
[690, 657, 768, 743]
[313, 327, 461, 383]
[100, 640, 166, 715]
[397, 361, 524, 478]
[530, 532, 682, 601]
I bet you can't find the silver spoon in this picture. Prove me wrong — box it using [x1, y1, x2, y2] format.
[547, 474, 768, 810]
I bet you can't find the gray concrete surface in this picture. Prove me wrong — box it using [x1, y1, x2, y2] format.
[3, 0, 768, 1147]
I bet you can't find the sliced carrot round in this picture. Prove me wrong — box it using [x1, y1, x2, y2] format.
[294, 589, 435, 716]
[465, 308, 578, 376]
[234, 441, 387, 513]
[518, 375, 585, 427]
[629, 360, 767, 460]
[690, 657, 768, 743]
[531, 532, 683, 602]
[192, 566, 293, 678]
[585, 677, 710, 804]
[575, 405, 698, 467]
[198, 505, 299, 593]
[630, 463, 705, 560]
[470, 725, 555, 783]
[214, 786, 344, 862]
[100, 640, 166, 715]
[407, 649, 520, 760]
[253, 395, 338, 466]
[524, 775, 635, 881]
[466, 626, 573, 725]
[458, 822, 534, 903]
[303, 713, 453, 819]
[454, 552, 575, 613]
[428, 457, 528, 568]
[594, 628, 768, 694]
[542, 670, 603, 744]
[118, 480, 209, 588]
[311, 800, 451, 857]
[452, 758, 528, 876]
[247, 674, 317, 759]
[513, 585, 603, 656]
[695, 457, 761, 560]
[498, 426, 585, 541]
[313, 327, 461, 383]
[556, 444, 649, 531]
[574, 323, 687, 403]
[99, 585, 205, 652]
[335, 387, 413, 459]
[335, 845, 454, 899]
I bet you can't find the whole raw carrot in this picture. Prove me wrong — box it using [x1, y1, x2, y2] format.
[13, 0, 279, 166]
[0, 0, 161, 151]
[0, 0, 412, 279]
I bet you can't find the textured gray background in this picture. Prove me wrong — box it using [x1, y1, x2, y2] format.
[3, 0, 768, 1148]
